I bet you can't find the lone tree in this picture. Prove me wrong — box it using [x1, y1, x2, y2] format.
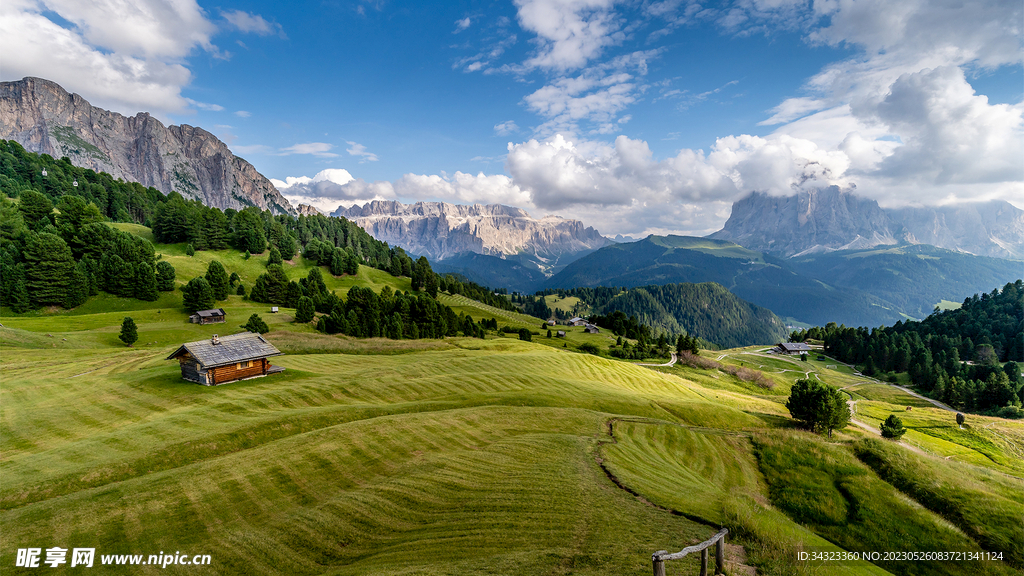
[185, 243, 195, 257]
[119, 317, 138, 347]
[880, 414, 907, 440]
[518, 328, 532, 342]
[242, 313, 270, 334]
[786, 378, 851, 439]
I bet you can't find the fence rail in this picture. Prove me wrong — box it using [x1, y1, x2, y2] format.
[652, 528, 728, 576]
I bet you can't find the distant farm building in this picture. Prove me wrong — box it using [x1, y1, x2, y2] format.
[189, 308, 226, 324]
[774, 342, 811, 355]
[546, 320, 556, 325]
[569, 317, 587, 327]
[584, 324, 600, 334]
[166, 332, 284, 386]
[556, 330, 566, 338]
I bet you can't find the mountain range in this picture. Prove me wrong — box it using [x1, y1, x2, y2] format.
[0, 77, 295, 215]
[543, 235, 1023, 328]
[709, 187, 1024, 259]
[333, 200, 611, 278]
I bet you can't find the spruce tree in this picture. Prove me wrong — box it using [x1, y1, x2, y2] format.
[182, 277, 215, 313]
[119, 317, 138, 347]
[23, 232, 74, 306]
[185, 243, 195, 257]
[6, 265, 32, 312]
[18, 190, 54, 230]
[880, 415, 906, 440]
[64, 262, 90, 308]
[135, 262, 159, 301]
[242, 313, 270, 334]
[295, 296, 315, 323]
[205, 261, 230, 300]
[267, 246, 283, 266]
[155, 261, 176, 291]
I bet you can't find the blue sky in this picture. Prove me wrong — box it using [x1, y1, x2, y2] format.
[2, 0, 1021, 236]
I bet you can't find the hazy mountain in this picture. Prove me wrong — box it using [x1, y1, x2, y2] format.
[0, 77, 295, 215]
[334, 200, 612, 282]
[543, 235, 1021, 328]
[709, 187, 1024, 259]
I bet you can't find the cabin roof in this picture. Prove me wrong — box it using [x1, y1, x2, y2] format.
[193, 308, 226, 318]
[166, 332, 282, 368]
[778, 342, 811, 352]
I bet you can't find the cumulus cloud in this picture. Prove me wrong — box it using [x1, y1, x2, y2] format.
[184, 98, 224, 112]
[0, 0, 212, 115]
[221, 9, 287, 38]
[273, 168, 383, 214]
[514, 0, 623, 72]
[454, 17, 471, 32]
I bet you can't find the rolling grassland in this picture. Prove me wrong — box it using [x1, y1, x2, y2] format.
[2, 226, 1021, 575]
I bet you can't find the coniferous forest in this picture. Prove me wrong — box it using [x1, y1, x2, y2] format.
[0, 140, 507, 341]
[790, 281, 1024, 417]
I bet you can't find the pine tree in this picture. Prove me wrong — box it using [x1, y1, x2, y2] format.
[6, 265, 32, 312]
[182, 277, 215, 313]
[155, 261, 176, 291]
[205, 261, 230, 300]
[119, 317, 138, 347]
[295, 296, 315, 323]
[185, 243, 195, 256]
[242, 313, 270, 334]
[237, 284, 246, 296]
[134, 262, 159, 301]
[23, 232, 75, 306]
[267, 246, 282, 266]
[64, 261, 90, 308]
[18, 190, 54, 230]
[880, 414, 906, 440]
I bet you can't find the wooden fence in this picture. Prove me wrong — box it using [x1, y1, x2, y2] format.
[652, 528, 728, 576]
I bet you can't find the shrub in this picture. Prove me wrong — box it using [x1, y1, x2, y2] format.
[879, 414, 907, 439]
[242, 313, 270, 334]
[577, 343, 599, 355]
[185, 243, 195, 257]
[517, 328, 532, 342]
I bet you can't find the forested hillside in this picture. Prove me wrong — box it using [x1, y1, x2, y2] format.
[0, 140, 515, 322]
[529, 282, 788, 348]
[791, 281, 1024, 416]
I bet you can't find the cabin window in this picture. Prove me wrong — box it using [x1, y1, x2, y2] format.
[237, 360, 251, 369]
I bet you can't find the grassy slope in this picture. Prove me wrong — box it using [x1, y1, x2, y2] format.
[1, 226, 1020, 575]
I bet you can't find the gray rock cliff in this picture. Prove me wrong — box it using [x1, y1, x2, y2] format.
[709, 187, 1023, 259]
[0, 77, 295, 215]
[333, 200, 612, 270]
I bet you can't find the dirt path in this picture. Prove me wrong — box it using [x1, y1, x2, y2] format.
[637, 352, 677, 367]
[846, 398, 928, 456]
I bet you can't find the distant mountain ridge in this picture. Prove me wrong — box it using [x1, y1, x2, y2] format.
[0, 77, 295, 215]
[544, 234, 1022, 328]
[334, 200, 612, 278]
[709, 187, 1024, 259]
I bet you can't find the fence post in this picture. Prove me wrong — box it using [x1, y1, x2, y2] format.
[716, 533, 725, 573]
[653, 551, 666, 576]
[700, 548, 708, 576]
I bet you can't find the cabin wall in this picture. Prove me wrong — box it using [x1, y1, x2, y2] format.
[209, 359, 267, 385]
[178, 359, 209, 384]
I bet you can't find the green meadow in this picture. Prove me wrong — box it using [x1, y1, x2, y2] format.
[2, 227, 1021, 575]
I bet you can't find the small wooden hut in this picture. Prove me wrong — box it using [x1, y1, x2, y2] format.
[166, 332, 284, 386]
[189, 308, 226, 324]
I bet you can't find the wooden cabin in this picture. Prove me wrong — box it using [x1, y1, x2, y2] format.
[189, 308, 226, 324]
[166, 332, 284, 386]
[774, 342, 811, 355]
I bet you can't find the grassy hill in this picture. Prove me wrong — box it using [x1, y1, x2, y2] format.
[2, 229, 1021, 575]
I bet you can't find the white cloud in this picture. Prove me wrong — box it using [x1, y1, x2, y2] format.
[184, 98, 224, 112]
[0, 0, 210, 116]
[234, 110, 252, 118]
[221, 10, 287, 38]
[274, 168, 382, 214]
[454, 17, 471, 32]
[514, 0, 623, 72]
[494, 120, 519, 135]
[280, 142, 339, 157]
[523, 49, 659, 135]
[346, 141, 379, 162]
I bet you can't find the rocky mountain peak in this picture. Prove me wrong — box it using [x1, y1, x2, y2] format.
[0, 76, 295, 215]
[333, 200, 611, 267]
[709, 187, 1024, 259]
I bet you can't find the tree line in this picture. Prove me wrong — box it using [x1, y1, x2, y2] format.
[790, 281, 1024, 417]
